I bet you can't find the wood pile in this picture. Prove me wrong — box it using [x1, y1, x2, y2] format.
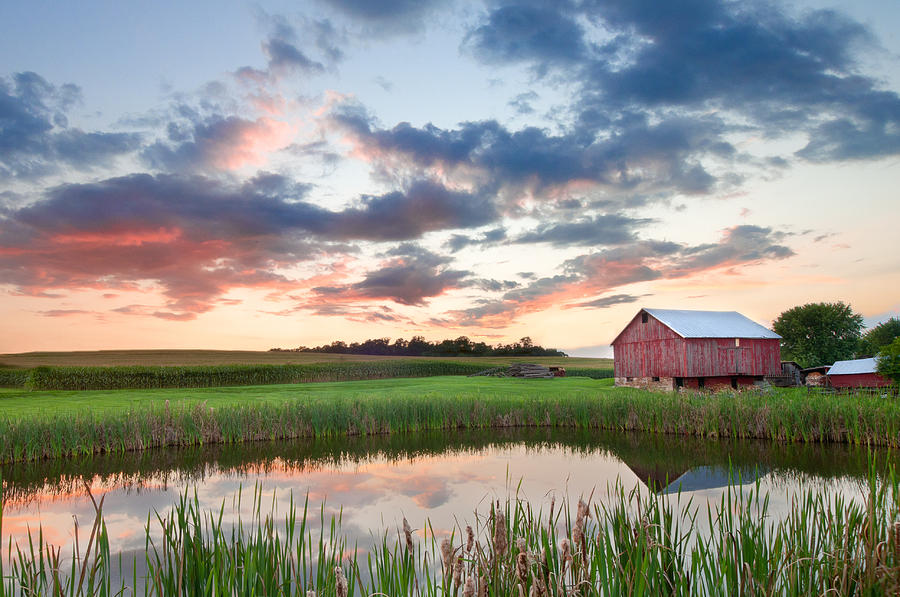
[469, 363, 554, 378]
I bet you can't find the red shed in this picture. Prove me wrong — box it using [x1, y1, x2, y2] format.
[611, 308, 781, 391]
[826, 358, 890, 388]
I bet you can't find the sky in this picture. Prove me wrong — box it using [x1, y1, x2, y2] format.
[1, 0, 899, 356]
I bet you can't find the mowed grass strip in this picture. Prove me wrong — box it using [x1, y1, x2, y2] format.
[0, 377, 898, 463]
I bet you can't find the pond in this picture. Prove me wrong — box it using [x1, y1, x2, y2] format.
[1, 427, 889, 572]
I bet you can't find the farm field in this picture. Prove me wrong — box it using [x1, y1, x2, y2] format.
[0, 349, 612, 369]
[1, 376, 898, 464]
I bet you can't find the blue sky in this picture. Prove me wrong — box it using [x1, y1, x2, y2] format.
[1, 0, 899, 355]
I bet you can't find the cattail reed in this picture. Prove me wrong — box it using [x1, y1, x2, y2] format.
[441, 537, 454, 575]
[515, 551, 529, 584]
[466, 524, 474, 553]
[463, 575, 475, 597]
[403, 517, 414, 552]
[493, 506, 508, 558]
[453, 554, 463, 589]
[334, 567, 348, 597]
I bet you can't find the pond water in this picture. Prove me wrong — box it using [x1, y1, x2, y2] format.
[0, 428, 892, 574]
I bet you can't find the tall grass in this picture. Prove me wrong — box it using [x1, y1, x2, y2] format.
[1, 385, 898, 464]
[3, 464, 898, 595]
[17, 362, 494, 391]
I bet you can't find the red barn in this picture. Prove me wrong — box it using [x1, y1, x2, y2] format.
[826, 358, 891, 388]
[612, 308, 781, 391]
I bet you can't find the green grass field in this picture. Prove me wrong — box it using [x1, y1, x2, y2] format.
[1, 376, 898, 464]
[0, 376, 612, 417]
[0, 349, 612, 369]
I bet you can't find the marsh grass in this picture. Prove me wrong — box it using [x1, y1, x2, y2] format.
[0, 381, 898, 464]
[2, 464, 898, 595]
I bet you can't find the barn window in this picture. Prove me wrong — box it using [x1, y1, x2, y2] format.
[626, 376, 634, 382]
[731, 377, 738, 389]
[735, 338, 740, 347]
[641, 312, 648, 323]
[652, 376, 660, 382]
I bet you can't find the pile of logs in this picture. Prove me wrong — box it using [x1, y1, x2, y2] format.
[469, 363, 555, 378]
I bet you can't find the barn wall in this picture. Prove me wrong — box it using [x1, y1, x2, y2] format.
[828, 373, 891, 388]
[682, 338, 780, 377]
[613, 312, 781, 378]
[613, 313, 682, 377]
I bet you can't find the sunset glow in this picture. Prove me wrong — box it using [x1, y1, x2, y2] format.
[1, 0, 898, 354]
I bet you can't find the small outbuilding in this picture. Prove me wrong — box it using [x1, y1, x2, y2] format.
[612, 308, 782, 391]
[826, 358, 891, 389]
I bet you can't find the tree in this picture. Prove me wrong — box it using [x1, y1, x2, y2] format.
[772, 301, 864, 368]
[876, 337, 900, 386]
[857, 317, 900, 357]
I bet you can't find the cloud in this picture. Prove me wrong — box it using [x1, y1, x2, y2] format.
[316, 0, 447, 34]
[0, 173, 491, 319]
[142, 113, 297, 172]
[514, 214, 653, 247]
[565, 293, 645, 310]
[333, 107, 730, 198]
[0, 72, 141, 179]
[465, 1, 588, 73]
[313, 245, 469, 306]
[445, 227, 507, 252]
[464, 0, 900, 163]
[444, 226, 794, 327]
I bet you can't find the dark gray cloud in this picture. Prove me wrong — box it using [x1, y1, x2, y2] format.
[507, 91, 539, 115]
[445, 227, 507, 252]
[315, 245, 469, 305]
[0, 173, 494, 318]
[334, 107, 728, 197]
[0, 72, 141, 179]
[466, 1, 587, 74]
[565, 293, 644, 309]
[464, 0, 900, 162]
[515, 214, 653, 247]
[317, 0, 447, 33]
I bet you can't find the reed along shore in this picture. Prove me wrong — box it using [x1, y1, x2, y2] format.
[0, 377, 897, 464]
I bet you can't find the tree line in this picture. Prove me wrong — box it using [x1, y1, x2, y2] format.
[270, 336, 567, 357]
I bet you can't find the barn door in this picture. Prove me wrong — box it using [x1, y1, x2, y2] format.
[724, 347, 745, 374]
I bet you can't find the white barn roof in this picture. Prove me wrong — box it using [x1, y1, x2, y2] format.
[643, 308, 781, 339]
[827, 357, 878, 376]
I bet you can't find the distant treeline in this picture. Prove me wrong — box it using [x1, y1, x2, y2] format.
[270, 336, 567, 357]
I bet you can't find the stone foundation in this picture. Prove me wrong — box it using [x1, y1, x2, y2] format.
[614, 376, 675, 392]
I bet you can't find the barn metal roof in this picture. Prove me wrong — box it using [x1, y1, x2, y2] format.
[644, 308, 781, 339]
[826, 357, 878, 376]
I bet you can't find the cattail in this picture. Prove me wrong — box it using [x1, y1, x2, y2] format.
[516, 551, 529, 584]
[529, 573, 547, 597]
[463, 575, 475, 597]
[335, 567, 348, 597]
[560, 538, 572, 569]
[493, 508, 508, 558]
[516, 537, 528, 555]
[403, 517, 414, 552]
[453, 554, 464, 589]
[466, 525, 475, 553]
[306, 591, 317, 597]
[573, 497, 590, 548]
[441, 537, 454, 574]
[477, 574, 488, 597]
[892, 521, 900, 561]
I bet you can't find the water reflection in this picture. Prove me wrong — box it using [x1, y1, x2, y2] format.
[0, 428, 892, 564]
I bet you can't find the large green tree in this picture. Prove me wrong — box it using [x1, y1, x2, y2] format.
[772, 302, 864, 368]
[857, 317, 900, 357]
[876, 337, 900, 386]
